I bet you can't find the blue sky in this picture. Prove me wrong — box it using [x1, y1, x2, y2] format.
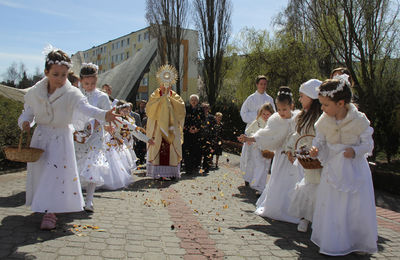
[0, 0, 288, 80]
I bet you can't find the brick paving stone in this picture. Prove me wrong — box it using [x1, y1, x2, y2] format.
[101, 249, 127, 258]
[1, 154, 400, 259]
[58, 247, 84, 256]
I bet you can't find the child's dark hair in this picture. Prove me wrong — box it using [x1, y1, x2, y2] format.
[330, 67, 354, 86]
[80, 63, 98, 78]
[318, 79, 352, 103]
[276, 86, 293, 105]
[257, 102, 274, 119]
[296, 99, 322, 134]
[68, 71, 79, 85]
[256, 75, 268, 84]
[45, 50, 71, 71]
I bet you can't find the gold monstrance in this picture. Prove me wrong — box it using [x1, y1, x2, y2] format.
[156, 64, 178, 88]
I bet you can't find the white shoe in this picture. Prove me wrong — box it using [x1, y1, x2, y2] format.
[84, 203, 94, 212]
[297, 219, 309, 232]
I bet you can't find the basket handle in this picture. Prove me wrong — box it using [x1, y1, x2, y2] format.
[18, 128, 31, 152]
[294, 134, 315, 150]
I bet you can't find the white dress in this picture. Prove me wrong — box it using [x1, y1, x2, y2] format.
[101, 134, 134, 190]
[310, 106, 377, 256]
[241, 117, 271, 192]
[74, 89, 112, 188]
[254, 112, 302, 224]
[18, 78, 107, 213]
[286, 121, 321, 222]
[240, 91, 275, 128]
[101, 116, 149, 190]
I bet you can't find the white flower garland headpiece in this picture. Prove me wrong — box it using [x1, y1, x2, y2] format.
[116, 103, 131, 110]
[277, 91, 293, 97]
[82, 62, 99, 71]
[43, 44, 72, 68]
[318, 74, 350, 98]
[80, 62, 98, 77]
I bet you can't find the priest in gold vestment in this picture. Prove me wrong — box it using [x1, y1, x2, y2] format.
[146, 84, 185, 179]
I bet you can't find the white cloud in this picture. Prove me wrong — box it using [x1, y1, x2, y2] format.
[0, 52, 43, 62]
[0, 0, 70, 18]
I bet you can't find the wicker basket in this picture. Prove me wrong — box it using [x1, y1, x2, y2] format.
[294, 134, 322, 169]
[73, 130, 91, 144]
[3, 129, 44, 163]
[261, 150, 274, 159]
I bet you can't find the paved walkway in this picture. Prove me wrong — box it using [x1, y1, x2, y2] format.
[0, 153, 399, 259]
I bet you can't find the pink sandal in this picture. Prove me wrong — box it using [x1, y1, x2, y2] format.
[40, 213, 57, 230]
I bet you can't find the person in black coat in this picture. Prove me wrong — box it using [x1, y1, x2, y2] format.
[183, 94, 205, 174]
[200, 102, 216, 173]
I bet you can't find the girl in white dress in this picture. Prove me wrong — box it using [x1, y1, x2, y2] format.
[74, 63, 112, 212]
[100, 101, 154, 190]
[18, 48, 119, 229]
[238, 87, 301, 224]
[241, 103, 274, 192]
[286, 79, 322, 232]
[309, 76, 378, 256]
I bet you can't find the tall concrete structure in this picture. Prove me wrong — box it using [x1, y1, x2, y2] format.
[72, 26, 199, 103]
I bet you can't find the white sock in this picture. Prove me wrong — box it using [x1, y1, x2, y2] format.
[85, 183, 96, 206]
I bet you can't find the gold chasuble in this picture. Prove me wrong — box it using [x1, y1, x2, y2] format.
[146, 88, 185, 168]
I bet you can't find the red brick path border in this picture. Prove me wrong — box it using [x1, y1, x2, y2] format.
[161, 188, 224, 259]
[376, 206, 400, 232]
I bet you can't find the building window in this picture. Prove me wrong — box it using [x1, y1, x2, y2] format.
[134, 44, 136, 49]
[144, 32, 149, 40]
[121, 39, 124, 47]
[120, 53, 123, 60]
[104, 46, 107, 52]
[127, 38, 130, 45]
[142, 77, 148, 85]
[92, 50, 95, 56]
[126, 51, 129, 59]
[112, 43, 114, 50]
[138, 34, 141, 42]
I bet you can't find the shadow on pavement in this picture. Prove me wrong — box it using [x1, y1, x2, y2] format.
[231, 185, 259, 205]
[0, 191, 26, 207]
[375, 189, 400, 213]
[230, 219, 389, 259]
[0, 211, 91, 259]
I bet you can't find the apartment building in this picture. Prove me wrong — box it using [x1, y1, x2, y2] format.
[73, 26, 199, 102]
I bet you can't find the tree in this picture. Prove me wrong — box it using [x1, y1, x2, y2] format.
[193, 0, 232, 106]
[298, 0, 400, 161]
[146, 0, 189, 94]
[2, 62, 20, 87]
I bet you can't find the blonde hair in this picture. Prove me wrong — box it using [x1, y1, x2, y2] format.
[256, 102, 274, 119]
[215, 112, 223, 117]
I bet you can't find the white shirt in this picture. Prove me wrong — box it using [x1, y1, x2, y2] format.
[240, 91, 275, 127]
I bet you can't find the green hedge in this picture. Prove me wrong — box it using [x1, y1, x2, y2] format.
[0, 95, 26, 171]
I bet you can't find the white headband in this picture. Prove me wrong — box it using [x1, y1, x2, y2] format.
[43, 44, 72, 68]
[116, 103, 131, 110]
[318, 74, 350, 98]
[277, 91, 292, 97]
[82, 62, 99, 71]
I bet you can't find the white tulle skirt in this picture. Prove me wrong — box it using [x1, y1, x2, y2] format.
[75, 128, 109, 187]
[101, 137, 134, 190]
[288, 168, 321, 221]
[26, 125, 84, 213]
[242, 143, 271, 192]
[311, 152, 378, 256]
[255, 149, 302, 224]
